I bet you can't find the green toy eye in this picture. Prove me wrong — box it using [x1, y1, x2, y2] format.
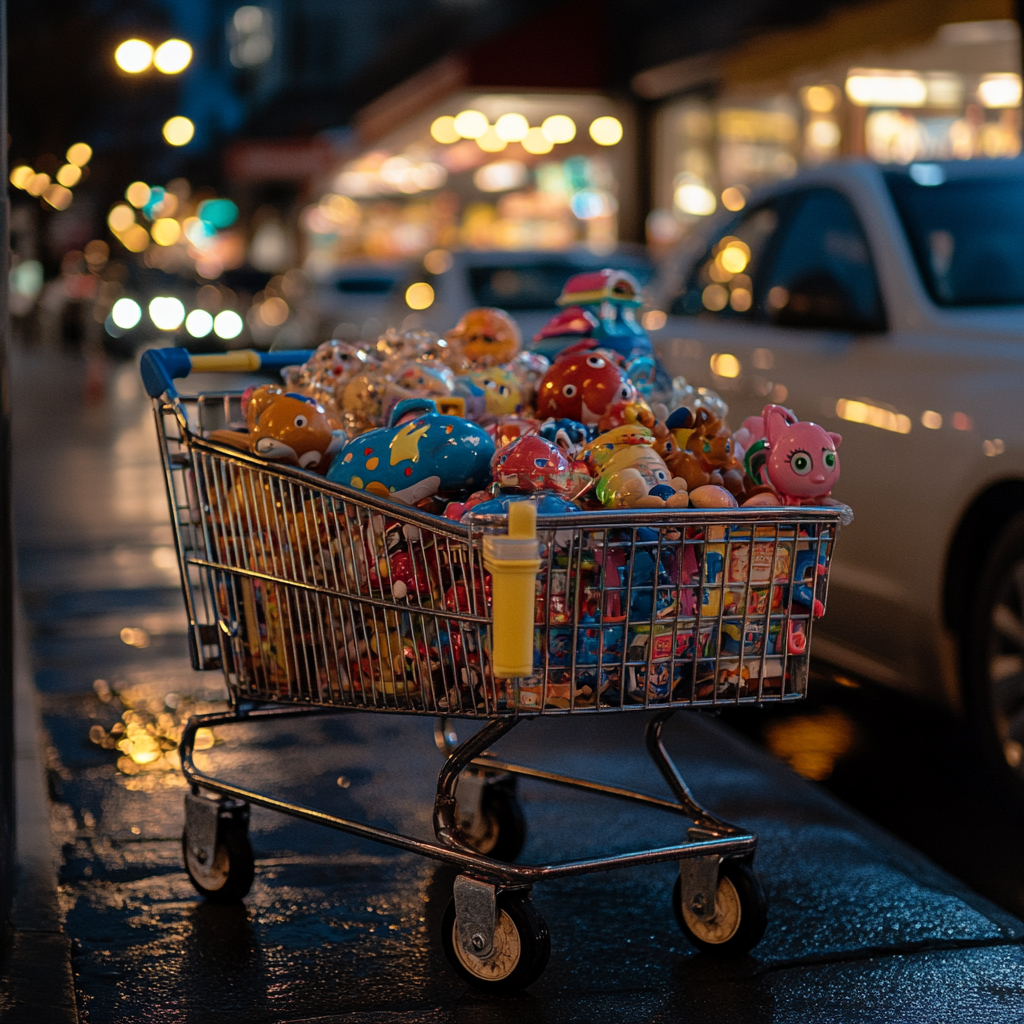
[790, 451, 812, 475]
[824, 451, 836, 469]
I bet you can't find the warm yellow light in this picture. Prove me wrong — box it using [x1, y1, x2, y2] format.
[121, 225, 151, 252]
[836, 398, 911, 434]
[921, 410, 942, 429]
[405, 282, 435, 310]
[25, 173, 50, 197]
[721, 186, 746, 212]
[475, 126, 507, 153]
[641, 310, 667, 331]
[115, 39, 154, 73]
[108, 204, 136, 233]
[453, 109, 488, 139]
[151, 218, 181, 246]
[66, 142, 92, 167]
[589, 116, 623, 146]
[720, 245, 749, 274]
[162, 116, 195, 146]
[259, 296, 289, 326]
[802, 85, 837, 113]
[541, 114, 576, 144]
[495, 112, 529, 142]
[710, 352, 741, 378]
[845, 70, 926, 107]
[430, 115, 460, 144]
[56, 164, 82, 187]
[675, 182, 716, 216]
[702, 284, 728, 312]
[125, 181, 151, 208]
[9, 166, 33, 189]
[423, 248, 453, 274]
[154, 39, 192, 74]
[729, 288, 752, 312]
[521, 127, 554, 155]
[978, 73, 1022, 108]
[43, 184, 73, 211]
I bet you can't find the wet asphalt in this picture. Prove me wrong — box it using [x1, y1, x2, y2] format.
[13, 346, 1024, 1023]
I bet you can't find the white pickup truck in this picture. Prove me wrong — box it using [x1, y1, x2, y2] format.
[650, 157, 1024, 790]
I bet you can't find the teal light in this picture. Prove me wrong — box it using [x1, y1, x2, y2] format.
[198, 198, 239, 229]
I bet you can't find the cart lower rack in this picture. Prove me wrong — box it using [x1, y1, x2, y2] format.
[143, 347, 847, 991]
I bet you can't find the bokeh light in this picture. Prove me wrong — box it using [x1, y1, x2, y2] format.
[258, 297, 289, 326]
[149, 296, 185, 330]
[430, 116, 460, 144]
[9, 166, 33, 189]
[108, 204, 135, 233]
[213, 310, 244, 339]
[151, 218, 181, 246]
[153, 39, 192, 74]
[405, 282, 434, 309]
[43, 184, 73, 210]
[521, 128, 554, 155]
[56, 164, 81, 187]
[721, 186, 747, 212]
[453, 110, 488, 139]
[162, 116, 195, 146]
[475, 126, 506, 153]
[120, 225, 150, 252]
[589, 116, 623, 146]
[197, 198, 238, 228]
[25, 173, 50, 197]
[115, 39, 154, 73]
[111, 298, 142, 330]
[126, 181, 151, 208]
[541, 114, 576, 143]
[66, 143, 92, 167]
[185, 309, 213, 337]
[495, 112, 529, 142]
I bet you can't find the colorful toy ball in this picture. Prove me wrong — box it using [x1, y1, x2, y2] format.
[535, 341, 636, 426]
[446, 307, 522, 365]
[492, 436, 582, 497]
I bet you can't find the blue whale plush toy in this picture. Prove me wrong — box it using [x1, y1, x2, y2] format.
[327, 398, 495, 505]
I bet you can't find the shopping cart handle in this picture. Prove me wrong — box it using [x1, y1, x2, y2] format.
[140, 347, 314, 399]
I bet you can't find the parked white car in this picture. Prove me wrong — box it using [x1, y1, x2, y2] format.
[649, 158, 1024, 789]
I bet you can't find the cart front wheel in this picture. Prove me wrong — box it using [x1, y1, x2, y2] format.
[460, 786, 526, 862]
[673, 859, 767, 956]
[441, 891, 550, 992]
[182, 818, 255, 904]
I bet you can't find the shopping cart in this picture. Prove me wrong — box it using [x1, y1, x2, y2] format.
[142, 347, 847, 992]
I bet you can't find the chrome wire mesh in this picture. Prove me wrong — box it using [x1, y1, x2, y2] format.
[155, 392, 844, 718]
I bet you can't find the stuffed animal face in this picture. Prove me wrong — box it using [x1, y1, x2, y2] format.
[245, 385, 345, 473]
[763, 404, 841, 502]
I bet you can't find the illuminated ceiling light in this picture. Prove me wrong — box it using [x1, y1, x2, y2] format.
[674, 182, 716, 216]
[111, 298, 142, 330]
[405, 282, 434, 310]
[802, 85, 837, 113]
[213, 310, 244, 339]
[149, 296, 186, 330]
[494, 112, 529, 142]
[120, 224, 150, 252]
[978, 73, 1022, 108]
[162, 116, 195, 146]
[25, 173, 50, 197]
[9, 166, 33, 189]
[66, 142, 92, 166]
[710, 352, 741, 378]
[521, 127, 553, 155]
[430, 115, 460, 144]
[125, 181, 151, 208]
[56, 164, 81, 187]
[43, 184, 73, 210]
[541, 114, 576, 144]
[185, 309, 213, 338]
[153, 39, 192, 74]
[108, 204, 136, 233]
[453, 109, 488, 139]
[151, 218, 181, 246]
[475, 126, 507, 153]
[845, 69, 927, 107]
[589, 116, 623, 146]
[115, 39, 154, 73]
[720, 186, 746, 211]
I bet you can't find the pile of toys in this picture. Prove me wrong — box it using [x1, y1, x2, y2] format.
[203, 269, 843, 710]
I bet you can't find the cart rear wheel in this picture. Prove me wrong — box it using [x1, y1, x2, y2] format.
[460, 786, 526, 862]
[441, 891, 550, 992]
[673, 859, 767, 956]
[182, 818, 255, 904]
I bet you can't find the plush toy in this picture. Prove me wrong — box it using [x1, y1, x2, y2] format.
[209, 384, 346, 474]
[446, 307, 521, 365]
[536, 341, 636, 425]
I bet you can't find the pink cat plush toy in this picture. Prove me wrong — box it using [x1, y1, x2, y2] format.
[744, 404, 841, 506]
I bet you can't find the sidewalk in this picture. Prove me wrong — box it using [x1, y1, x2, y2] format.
[8, 347, 1024, 1023]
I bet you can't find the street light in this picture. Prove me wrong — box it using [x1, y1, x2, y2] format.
[115, 38, 192, 74]
[154, 39, 192, 74]
[115, 39, 154, 73]
[162, 116, 195, 146]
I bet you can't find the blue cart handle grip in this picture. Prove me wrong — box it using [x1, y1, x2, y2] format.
[140, 347, 314, 398]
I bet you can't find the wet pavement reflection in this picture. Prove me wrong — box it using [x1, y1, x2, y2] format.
[15, 348, 1024, 1023]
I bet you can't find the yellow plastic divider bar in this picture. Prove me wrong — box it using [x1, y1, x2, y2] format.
[188, 350, 263, 373]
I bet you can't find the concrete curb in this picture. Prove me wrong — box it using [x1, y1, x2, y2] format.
[1, 600, 78, 1022]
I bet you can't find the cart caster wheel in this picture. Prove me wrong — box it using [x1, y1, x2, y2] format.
[182, 810, 255, 904]
[460, 785, 527, 862]
[673, 859, 767, 956]
[441, 891, 550, 993]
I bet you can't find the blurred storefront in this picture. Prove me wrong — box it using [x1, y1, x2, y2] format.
[640, 1, 1023, 248]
